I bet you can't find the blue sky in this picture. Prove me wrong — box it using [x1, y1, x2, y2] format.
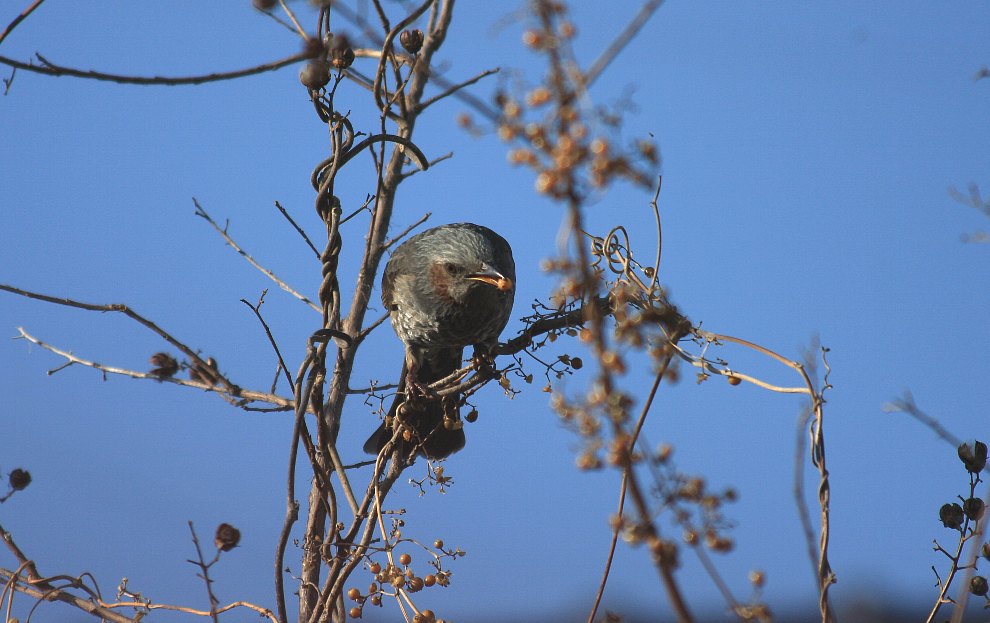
[2, 2, 990, 621]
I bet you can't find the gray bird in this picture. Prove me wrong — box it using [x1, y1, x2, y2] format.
[363, 223, 516, 459]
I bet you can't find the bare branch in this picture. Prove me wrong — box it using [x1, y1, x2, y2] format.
[13, 327, 296, 410]
[1, 283, 234, 393]
[103, 599, 278, 623]
[582, 0, 665, 88]
[416, 66, 500, 111]
[0, 0, 46, 47]
[0, 546, 136, 623]
[0, 50, 311, 85]
[194, 199, 321, 312]
[275, 200, 321, 259]
[382, 212, 431, 250]
[277, 0, 308, 40]
[588, 354, 671, 623]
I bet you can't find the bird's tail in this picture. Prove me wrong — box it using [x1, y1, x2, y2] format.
[363, 348, 466, 459]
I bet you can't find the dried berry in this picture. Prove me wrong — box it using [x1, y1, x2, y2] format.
[214, 523, 241, 551]
[959, 441, 988, 474]
[330, 45, 355, 70]
[347, 587, 361, 601]
[399, 29, 424, 54]
[971, 575, 989, 597]
[149, 352, 179, 378]
[252, 0, 277, 11]
[399, 553, 412, 565]
[9, 468, 31, 491]
[940, 503, 965, 530]
[964, 497, 986, 521]
[348, 606, 362, 619]
[300, 61, 330, 90]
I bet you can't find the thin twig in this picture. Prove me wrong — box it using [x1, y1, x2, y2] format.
[0, 50, 311, 85]
[13, 327, 295, 410]
[399, 151, 452, 180]
[354, 312, 390, 346]
[0, 0, 46, 47]
[274, 201, 321, 259]
[949, 480, 990, 623]
[0, 524, 41, 582]
[185, 522, 220, 623]
[884, 392, 963, 448]
[382, 213, 431, 250]
[582, 0, 665, 88]
[194, 199, 321, 312]
[0, 561, 135, 623]
[793, 404, 819, 589]
[416, 67, 500, 111]
[588, 354, 671, 623]
[277, 0, 308, 40]
[102, 599, 278, 623]
[1, 283, 240, 391]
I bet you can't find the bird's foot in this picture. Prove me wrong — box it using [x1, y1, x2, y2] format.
[470, 347, 496, 376]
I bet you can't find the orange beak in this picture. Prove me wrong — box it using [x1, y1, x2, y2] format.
[467, 268, 513, 292]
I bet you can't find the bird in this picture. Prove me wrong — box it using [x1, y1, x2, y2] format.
[363, 222, 516, 459]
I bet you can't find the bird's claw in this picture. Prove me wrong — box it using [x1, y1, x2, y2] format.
[470, 349, 496, 376]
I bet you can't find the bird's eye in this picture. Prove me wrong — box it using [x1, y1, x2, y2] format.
[444, 262, 459, 275]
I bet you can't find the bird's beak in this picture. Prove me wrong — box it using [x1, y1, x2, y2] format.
[466, 266, 513, 292]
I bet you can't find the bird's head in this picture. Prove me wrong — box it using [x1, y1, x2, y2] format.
[423, 225, 515, 304]
[429, 257, 514, 303]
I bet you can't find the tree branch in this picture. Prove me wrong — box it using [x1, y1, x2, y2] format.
[0, 50, 311, 85]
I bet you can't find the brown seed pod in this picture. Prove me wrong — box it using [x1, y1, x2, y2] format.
[214, 523, 241, 552]
[399, 29, 424, 54]
[330, 46, 355, 70]
[149, 352, 179, 378]
[8, 468, 31, 491]
[300, 61, 330, 90]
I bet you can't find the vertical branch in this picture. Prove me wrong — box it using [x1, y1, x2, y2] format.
[296, 3, 455, 622]
[186, 523, 221, 623]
